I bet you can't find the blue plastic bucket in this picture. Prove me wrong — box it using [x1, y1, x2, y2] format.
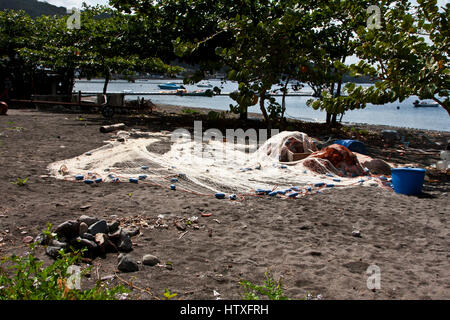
[391, 168, 426, 195]
[334, 140, 367, 155]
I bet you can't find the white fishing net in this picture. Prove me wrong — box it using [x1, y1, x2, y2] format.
[48, 130, 378, 196]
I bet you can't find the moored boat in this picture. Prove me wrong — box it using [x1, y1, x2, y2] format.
[413, 100, 439, 108]
[197, 81, 213, 88]
[158, 82, 185, 90]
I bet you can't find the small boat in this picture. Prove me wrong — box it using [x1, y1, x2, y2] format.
[413, 100, 439, 108]
[158, 82, 185, 90]
[197, 81, 213, 88]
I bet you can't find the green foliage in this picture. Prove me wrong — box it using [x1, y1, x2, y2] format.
[0, 5, 182, 97]
[301, 0, 376, 122]
[181, 108, 200, 115]
[163, 288, 178, 300]
[0, 9, 36, 98]
[11, 177, 29, 186]
[350, 0, 449, 115]
[206, 110, 221, 120]
[240, 270, 289, 300]
[0, 243, 128, 300]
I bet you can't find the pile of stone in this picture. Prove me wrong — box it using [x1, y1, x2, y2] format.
[37, 215, 140, 260]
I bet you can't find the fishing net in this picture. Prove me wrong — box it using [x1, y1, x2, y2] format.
[48, 130, 375, 196]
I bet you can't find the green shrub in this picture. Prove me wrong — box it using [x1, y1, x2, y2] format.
[240, 270, 289, 300]
[0, 243, 128, 300]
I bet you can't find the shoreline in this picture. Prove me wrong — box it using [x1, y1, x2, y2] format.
[154, 103, 450, 136]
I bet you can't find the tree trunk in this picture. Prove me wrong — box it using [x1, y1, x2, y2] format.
[103, 70, 110, 95]
[432, 97, 450, 116]
[326, 112, 332, 125]
[281, 77, 289, 121]
[67, 76, 75, 96]
[326, 82, 336, 125]
[330, 80, 343, 126]
[331, 113, 337, 125]
[259, 90, 269, 123]
[239, 109, 248, 121]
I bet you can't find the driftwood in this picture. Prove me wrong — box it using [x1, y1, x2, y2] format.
[100, 123, 126, 133]
[287, 151, 311, 162]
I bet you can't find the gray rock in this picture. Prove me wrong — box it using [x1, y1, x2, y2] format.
[78, 238, 98, 251]
[108, 221, 120, 233]
[49, 239, 67, 249]
[70, 236, 83, 246]
[78, 215, 99, 226]
[34, 233, 50, 245]
[124, 226, 140, 237]
[55, 220, 80, 239]
[352, 230, 362, 238]
[95, 233, 118, 253]
[142, 254, 160, 266]
[79, 222, 88, 236]
[117, 254, 139, 272]
[101, 275, 115, 281]
[108, 227, 122, 242]
[69, 236, 97, 251]
[82, 232, 95, 241]
[46, 246, 62, 259]
[117, 230, 133, 252]
[88, 220, 108, 235]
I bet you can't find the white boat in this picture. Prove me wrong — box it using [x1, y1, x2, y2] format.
[197, 81, 213, 88]
[413, 100, 439, 108]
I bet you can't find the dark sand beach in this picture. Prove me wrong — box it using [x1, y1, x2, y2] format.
[0, 106, 449, 300]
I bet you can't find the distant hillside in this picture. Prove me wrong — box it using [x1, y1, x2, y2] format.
[342, 73, 376, 84]
[0, 0, 67, 18]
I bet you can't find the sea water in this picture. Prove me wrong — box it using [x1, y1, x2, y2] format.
[74, 79, 450, 132]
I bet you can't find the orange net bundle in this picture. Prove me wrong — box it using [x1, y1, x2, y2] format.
[303, 144, 366, 177]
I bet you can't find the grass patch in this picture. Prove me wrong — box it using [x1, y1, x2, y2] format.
[11, 177, 29, 187]
[7, 126, 25, 132]
[181, 108, 200, 115]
